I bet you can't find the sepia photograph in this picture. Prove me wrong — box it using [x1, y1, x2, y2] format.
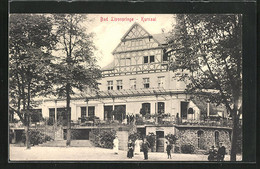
[9, 13, 243, 162]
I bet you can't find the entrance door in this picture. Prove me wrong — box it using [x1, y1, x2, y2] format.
[156, 131, 164, 152]
[114, 105, 126, 122]
[141, 103, 151, 116]
[104, 106, 113, 121]
[181, 101, 189, 119]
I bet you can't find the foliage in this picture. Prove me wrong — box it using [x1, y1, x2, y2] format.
[181, 144, 195, 154]
[128, 132, 142, 142]
[9, 14, 57, 148]
[167, 14, 242, 160]
[174, 145, 181, 153]
[146, 132, 156, 147]
[144, 113, 151, 119]
[135, 116, 144, 125]
[50, 14, 102, 146]
[91, 129, 116, 149]
[22, 130, 52, 146]
[112, 106, 125, 122]
[139, 108, 146, 116]
[165, 134, 178, 144]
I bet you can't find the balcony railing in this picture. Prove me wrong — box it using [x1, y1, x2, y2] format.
[9, 115, 237, 129]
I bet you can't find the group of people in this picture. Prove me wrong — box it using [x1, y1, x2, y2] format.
[208, 143, 226, 161]
[126, 114, 135, 124]
[113, 136, 151, 160]
[127, 138, 151, 160]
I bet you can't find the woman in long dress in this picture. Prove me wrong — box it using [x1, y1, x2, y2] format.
[113, 136, 119, 154]
[134, 139, 141, 155]
[127, 140, 134, 158]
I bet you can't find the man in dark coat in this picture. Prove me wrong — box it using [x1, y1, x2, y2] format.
[208, 146, 217, 161]
[217, 143, 226, 161]
[142, 138, 150, 160]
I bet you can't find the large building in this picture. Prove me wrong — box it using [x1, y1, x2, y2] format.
[10, 23, 234, 153]
[41, 23, 192, 123]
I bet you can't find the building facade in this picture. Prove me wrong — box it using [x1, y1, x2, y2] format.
[11, 23, 233, 154]
[40, 23, 191, 122]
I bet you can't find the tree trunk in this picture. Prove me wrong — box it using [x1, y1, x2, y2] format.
[66, 83, 71, 146]
[230, 111, 238, 161]
[25, 115, 30, 149]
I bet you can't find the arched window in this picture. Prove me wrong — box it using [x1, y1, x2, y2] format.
[197, 130, 205, 150]
[215, 131, 220, 147]
[188, 108, 194, 114]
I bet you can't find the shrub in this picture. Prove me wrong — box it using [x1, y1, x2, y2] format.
[91, 129, 116, 149]
[181, 144, 195, 154]
[22, 130, 52, 146]
[174, 145, 180, 153]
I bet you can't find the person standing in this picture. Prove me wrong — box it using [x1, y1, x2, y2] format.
[166, 141, 172, 159]
[113, 136, 119, 154]
[142, 138, 150, 160]
[208, 145, 217, 161]
[217, 143, 226, 161]
[127, 140, 134, 158]
[134, 139, 141, 155]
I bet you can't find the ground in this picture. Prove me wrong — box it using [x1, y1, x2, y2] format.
[9, 141, 242, 161]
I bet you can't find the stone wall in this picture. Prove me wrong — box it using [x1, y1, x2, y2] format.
[175, 127, 231, 154]
[117, 131, 129, 151]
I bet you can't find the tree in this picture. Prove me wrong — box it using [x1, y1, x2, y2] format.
[9, 14, 57, 148]
[51, 14, 101, 146]
[167, 14, 242, 161]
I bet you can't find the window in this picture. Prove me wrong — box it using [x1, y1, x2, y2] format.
[130, 79, 136, 89]
[143, 78, 150, 88]
[163, 53, 168, 61]
[81, 107, 86, 118]
[144, 56, 148, 63]
[150, 55, 155, 63]
[88, 106, 95, 118]
[197, 130, 205, 150]
[107, 81, 113, 90]
[117, 80, 123, 90]
[144, 55, 155, 63]
[158, 76, 165, 88]
[215, 131, 220, 147]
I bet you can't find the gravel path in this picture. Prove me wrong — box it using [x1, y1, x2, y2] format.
[9, 145, 242, 161]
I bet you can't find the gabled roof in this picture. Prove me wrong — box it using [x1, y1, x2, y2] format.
[120, 22, 153, 41]
[101, 61, 114, 71]
[152, 33, 170, 45]
[112, 23, 162, 54]
[192, 98, 226, 116]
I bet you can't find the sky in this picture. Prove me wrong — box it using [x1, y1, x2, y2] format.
[85, 14, 175, 68]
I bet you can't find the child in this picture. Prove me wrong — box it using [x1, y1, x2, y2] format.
[166, 141, 172, 159]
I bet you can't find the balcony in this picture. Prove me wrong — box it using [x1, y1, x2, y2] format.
[9, 115, 236, 130]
